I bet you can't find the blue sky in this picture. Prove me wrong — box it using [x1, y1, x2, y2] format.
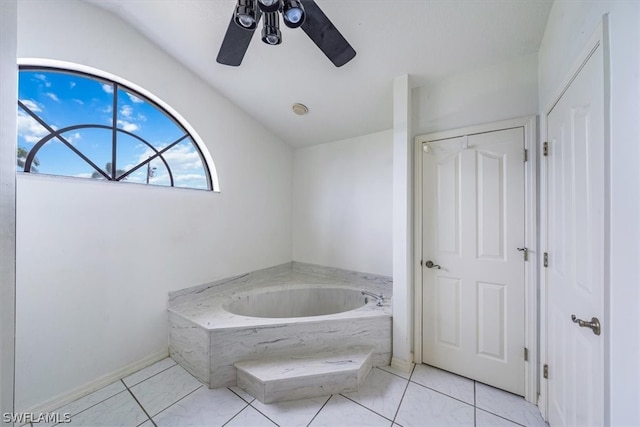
[17, 69, 209, 190]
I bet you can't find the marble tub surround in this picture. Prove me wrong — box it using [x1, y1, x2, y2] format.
[168, 263, 392, 392]
[167, 263, 294, 308]
[291, 262, 392, 290]
[168, 262, 392, 310]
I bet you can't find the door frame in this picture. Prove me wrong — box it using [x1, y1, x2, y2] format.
[413, 116, 538, 404]
[538, 18, 610, 422]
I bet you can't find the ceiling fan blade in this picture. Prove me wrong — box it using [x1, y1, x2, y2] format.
[217, 10, 263, 66]
[299, 0, 356, 67]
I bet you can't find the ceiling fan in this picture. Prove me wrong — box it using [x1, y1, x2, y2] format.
[216, 0, 356, 67]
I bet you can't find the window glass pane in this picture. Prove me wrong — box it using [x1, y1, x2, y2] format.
[19, 70, 114, 131]
[116, 88, 184, 145]
[55, 128, 112, 178]
[30, 138, 99, 178]
[17, 67, 213, 190]
[145, 157, 171, 187]
[17, 105, 50, 172]
[163, 138, 209, 190]
[116, 132, 156, 183]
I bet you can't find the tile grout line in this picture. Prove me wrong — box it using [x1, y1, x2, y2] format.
[306, 394, 333, 427]
[391, 375, 413, 425]
[339, 393, 396, 423]
[122, 380, 157, 427]
[49, 383, 131, 425]
[49, 388, 130, 426]
[142, 384, 204, 422]
[473, 383, 532, 426]
[376, 366, 413, 381]
[247, 402, 282, 426]
[125, 361, 178, 389]
[227, 387, 255, 404]
[408, 379, 475, 407]
[44, 359, 177, 426]
[220, 403, 254, 427]
[475, 407, 528, 427]
[390, 363, 417, 425]
[474, 381, 477, 426]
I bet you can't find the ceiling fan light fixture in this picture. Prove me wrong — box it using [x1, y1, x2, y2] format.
[282, 0, 305, 28]
[234, 0, 258, 30]
[257, 0, 281, 13]
[261, 12, 282, 45]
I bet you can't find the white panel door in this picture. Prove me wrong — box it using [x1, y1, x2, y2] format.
[546, 42, 604, 427]
[422, 128, 525, 395]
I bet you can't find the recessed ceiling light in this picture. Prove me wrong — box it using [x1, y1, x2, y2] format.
[292, 103, 308, 115]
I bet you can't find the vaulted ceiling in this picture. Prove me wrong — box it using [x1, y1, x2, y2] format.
[85, 0, 553, 147]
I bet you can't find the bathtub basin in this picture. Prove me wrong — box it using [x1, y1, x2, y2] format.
[223, 287, 367, 318]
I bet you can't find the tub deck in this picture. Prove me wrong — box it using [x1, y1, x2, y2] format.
[168, 263, 392, 389]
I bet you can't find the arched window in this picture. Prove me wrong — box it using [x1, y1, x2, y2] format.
[16, 63, 218, 191]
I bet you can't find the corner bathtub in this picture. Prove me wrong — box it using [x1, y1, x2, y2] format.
[168, 283, 392, 389]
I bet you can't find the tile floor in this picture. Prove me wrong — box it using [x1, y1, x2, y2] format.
[30, 358, 548, 427]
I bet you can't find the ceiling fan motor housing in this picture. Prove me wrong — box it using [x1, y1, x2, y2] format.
[257, 0, 281, 13]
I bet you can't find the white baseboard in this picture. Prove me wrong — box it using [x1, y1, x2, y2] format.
[391, 354, 415, 373]
[23, 349, 169, 414]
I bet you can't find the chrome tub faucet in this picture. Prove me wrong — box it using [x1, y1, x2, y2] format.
[362, 291, 384, 307]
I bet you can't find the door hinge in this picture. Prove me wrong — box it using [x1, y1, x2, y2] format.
[543, 141, 549, 156]
[543, 252, 549, 268]
[523, 149, 528, 162]
[543, 364, 549, 379]
[524, 347, 529, 361]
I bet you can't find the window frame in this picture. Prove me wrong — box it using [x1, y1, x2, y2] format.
[17, 58, 221, 192]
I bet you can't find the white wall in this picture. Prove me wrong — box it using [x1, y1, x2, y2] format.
[0, 0, 17, 419]
[392, 75, 414, 370]
[413, 53, 538, 135]
[292, 130, 392, 277]
[16, 0, 292, 412]
[538, 2, 640, 425]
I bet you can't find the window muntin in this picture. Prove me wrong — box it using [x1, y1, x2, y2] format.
[17, 66, 213, 191]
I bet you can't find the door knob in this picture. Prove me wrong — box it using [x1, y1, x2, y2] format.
[571, 314, 601, 336]
[425, 260, 441, 269]
[517, 247, 528, 261]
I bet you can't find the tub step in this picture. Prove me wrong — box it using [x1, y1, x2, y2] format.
[234, 346, 373, 404]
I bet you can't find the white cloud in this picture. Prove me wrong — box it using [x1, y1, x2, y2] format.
[175, 173, 206, 182]
[69, 82, 76, 89]
[17, 110, 49, 144]
[74, 173, 93, 179]
[120, 104, 133, 118]
[101, 83, 114, 94]
[66, 132, 81, 144]
[34, 74, 51, 87]
[117, 120, 139, 132]
[73, 99, 84, 105]
[127, 93, 143, 104]
[20, 99, 42, 112]
[45, 92, 60, 102]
